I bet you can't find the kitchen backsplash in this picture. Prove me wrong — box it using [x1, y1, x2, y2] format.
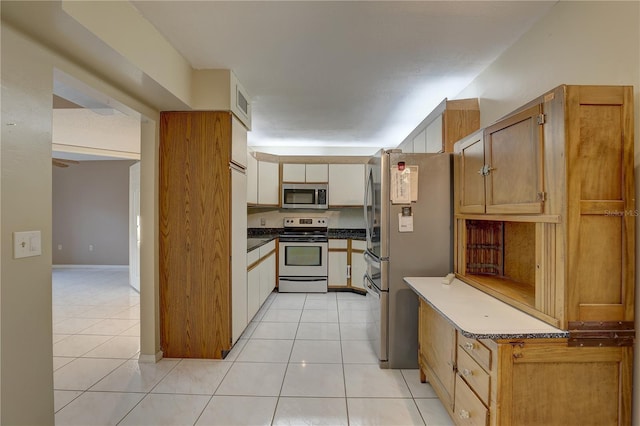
[247, 207, 365, 229]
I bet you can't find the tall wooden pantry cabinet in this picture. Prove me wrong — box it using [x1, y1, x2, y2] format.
[160, 111, 247, 359]
[415, 85, 634, 426]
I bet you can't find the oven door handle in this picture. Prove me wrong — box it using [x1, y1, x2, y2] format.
[279, 277, 328, 282]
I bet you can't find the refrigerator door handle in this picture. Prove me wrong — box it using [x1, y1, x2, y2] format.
[364, 168, 374, 244]
[364, 250, 380, 267]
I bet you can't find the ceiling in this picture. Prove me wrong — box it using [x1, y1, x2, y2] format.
[131, 1, 557, 155]
[3, 1, 557, 156]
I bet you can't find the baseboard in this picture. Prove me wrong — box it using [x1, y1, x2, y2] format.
[52, 264, 129, 270]
[138, 351, 163, 363]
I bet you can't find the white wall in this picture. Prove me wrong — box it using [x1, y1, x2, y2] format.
[455, 1, 639, 128]
[1, 23, 55, 425]
[454, 1, 640, 422]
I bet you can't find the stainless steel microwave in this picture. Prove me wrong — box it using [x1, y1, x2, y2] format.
[281, 183, 328, 209]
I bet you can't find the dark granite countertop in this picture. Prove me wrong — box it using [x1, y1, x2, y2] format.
[328, 229, 366, 240]
[247, 228, 366, 252]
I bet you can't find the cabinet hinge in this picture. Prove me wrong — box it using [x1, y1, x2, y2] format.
[536, 114, 546, 125]
[568, 321, 635, 347]
[536, 191, 546, 202]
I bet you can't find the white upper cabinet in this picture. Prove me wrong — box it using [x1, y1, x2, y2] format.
[246, 149, 258, 204]
[426, 117, 443, 153]
[413, 129, 427, 153]
[231, 116, 248, 167]
[305, 164, 329, 182]
[258, 161, 279, 206]
[328, 164, 365, 206]
[282, 163, 328, 182]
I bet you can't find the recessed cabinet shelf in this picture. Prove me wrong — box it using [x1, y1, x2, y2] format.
[461, 219, 537, 313]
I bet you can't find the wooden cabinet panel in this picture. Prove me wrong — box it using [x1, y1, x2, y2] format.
[496, 341, 632, 426]
[457, 348, 490, 406]
[419, 301, 456, 409]
[455, 130, 485, 214]
[247, 265, 260, 322]
[454, 375, 488, 426]
[159, 111, 232, 359]
[484, 104, 544, 214]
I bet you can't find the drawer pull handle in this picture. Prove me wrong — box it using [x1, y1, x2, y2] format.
[464, 342, 475, 351]
[459, 409, 470, 419]
[462, 368, 473, 377]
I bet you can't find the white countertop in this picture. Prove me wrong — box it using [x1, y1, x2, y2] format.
[404, 276, 568, 339]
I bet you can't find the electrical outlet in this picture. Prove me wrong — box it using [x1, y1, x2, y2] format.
[89, 244, 94, 252]
[58, 244, 62, 250]
[260, 217, 266, 226]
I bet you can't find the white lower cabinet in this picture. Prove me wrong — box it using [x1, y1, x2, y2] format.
[328, 238, 367, 291]
[247, 240, 277, 323]
[350, 240, 366, 290]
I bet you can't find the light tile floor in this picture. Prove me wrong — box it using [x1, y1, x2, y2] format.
[53, 267, 453, 425]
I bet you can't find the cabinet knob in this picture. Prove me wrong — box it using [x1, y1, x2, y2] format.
[462, 368, 473, 377]
[464, 342, 475, 351]
[459, 409, 470, 419]
[477, 164, 495, 177]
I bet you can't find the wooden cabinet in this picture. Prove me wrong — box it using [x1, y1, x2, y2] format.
[160, 111, 247, 359]
[328, 164, 365, 206]
[418, 302, 456, 409]
[282, 163, 328, 183]
[399, 98, 480, 154]
[418, 299, 633, 426]
[455, 105, 544, 215]
[454, 85, 635, 330]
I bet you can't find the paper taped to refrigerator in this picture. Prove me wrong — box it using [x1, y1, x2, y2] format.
[391, 165, 419, 204]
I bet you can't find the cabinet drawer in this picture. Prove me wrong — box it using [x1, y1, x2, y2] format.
[457, 348, 490, 406]
[329, 239, 348, 249]
[454, 375, 488, 426]
[259, 240, 276, 257]
[247, 249, 260, 266]
[458, 334, 491, 372]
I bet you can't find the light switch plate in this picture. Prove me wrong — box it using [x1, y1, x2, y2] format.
[13, 230, 42, 259]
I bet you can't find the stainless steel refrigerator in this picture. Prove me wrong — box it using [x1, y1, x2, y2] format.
[363, 150, 453, 369]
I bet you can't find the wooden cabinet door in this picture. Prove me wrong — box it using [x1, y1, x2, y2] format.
[496, 341, 632, 426]
[159, 111, 231, 359]
[484, 104, 545, 214]
[305, 164, 328, 182]
[282, 163, 306, 182]
[456, 130, 486, 214]
[420, 301, 456, 409]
